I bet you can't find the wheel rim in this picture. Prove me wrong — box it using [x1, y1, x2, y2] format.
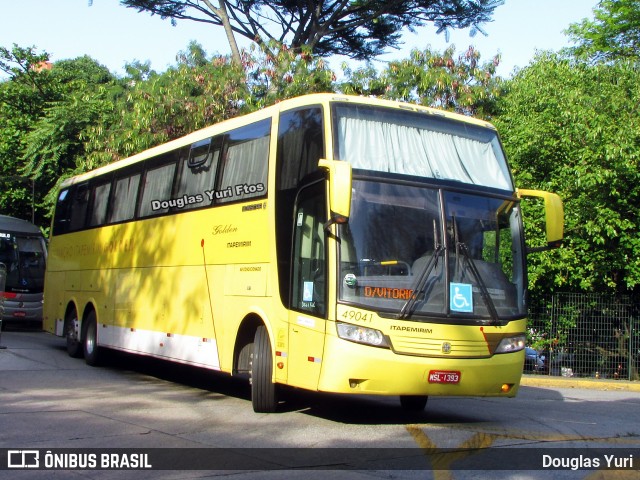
[66, 317, 78, 342]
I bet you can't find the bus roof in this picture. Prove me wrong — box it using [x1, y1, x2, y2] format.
[60, 93, 497, 188]
[0, 215, 43, 236]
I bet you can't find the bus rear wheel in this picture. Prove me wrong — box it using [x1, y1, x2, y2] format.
[82, 311, 101, 367]
[251, 325, 278, 413]
[399, 395, 428, 411]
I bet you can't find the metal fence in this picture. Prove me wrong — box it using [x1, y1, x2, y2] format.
[527, 293, 640, 381]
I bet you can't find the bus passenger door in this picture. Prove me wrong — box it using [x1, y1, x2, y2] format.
[288, 181, 327, 390]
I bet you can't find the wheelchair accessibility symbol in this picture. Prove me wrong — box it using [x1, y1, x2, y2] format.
[450, 283, 473, 313]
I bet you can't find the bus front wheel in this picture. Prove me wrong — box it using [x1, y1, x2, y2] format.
[251, 325, 278, 413]
[82, 311, 101, 367]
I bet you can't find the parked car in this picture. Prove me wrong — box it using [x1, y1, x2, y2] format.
[549, 351, 575, 377]
[523, 347, 546, 373]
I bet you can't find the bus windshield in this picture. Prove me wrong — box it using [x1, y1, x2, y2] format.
[338, 180, 526, 321]
[333, 103, 513, 191]
[0, 233, 47, 294]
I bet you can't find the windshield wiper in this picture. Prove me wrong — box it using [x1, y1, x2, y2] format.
[456, 242, 500, 326]
[398, 245, 443, 320]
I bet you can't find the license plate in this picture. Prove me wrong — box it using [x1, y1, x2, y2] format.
[428, 370, 461, 384]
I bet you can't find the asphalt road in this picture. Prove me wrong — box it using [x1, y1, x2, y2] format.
[0, 328, 639, 480]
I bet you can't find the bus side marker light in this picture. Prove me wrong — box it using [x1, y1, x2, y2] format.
[501, 383, 513, 393]
[277, 362, 284, 369]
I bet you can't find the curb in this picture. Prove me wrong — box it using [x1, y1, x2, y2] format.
[520, 374, 640, 392]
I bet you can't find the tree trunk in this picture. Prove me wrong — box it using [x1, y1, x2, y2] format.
[203, 0, 243, 66]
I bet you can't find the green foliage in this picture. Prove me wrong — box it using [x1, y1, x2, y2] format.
[83, 45, 248, 168]
[0, 45, 106, 225]
[21, 57, 117, 221]
[22, 91, 116, 210]
[565, 0, 640, 63]
[340, 45, 503, 118]
[244, 43, 336, 108]
[495, 53, 640, 295]
[82, 42, 335, 170]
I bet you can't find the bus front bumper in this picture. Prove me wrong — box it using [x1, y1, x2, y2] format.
[317, 334, 524, 398]
[1, 301, 43, 322]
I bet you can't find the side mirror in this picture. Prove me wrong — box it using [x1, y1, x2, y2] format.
[318, 159, 352, 223]
[517, 189, 564, 251]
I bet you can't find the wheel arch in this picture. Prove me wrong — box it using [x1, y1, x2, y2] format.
[62, 299, 80, 337]
[62, 299, 99, 338]
[64, 300, 79, 322]
[233, 312, 268, 379]
[80, 301, 99, 341]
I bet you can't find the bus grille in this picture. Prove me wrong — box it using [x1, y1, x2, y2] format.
[390, 336, 490, 358]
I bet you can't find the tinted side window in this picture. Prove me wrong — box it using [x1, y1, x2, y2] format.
[109, 173, 141, 223]
[175, 138, 221, 209]
[218, 119, 271, 203]
[89, 181, 112, 227]
[139, 154, 178, 217]
[69, 184, 90, 231]
[53, 188, 72, 236]
[277, 107, 324, 190]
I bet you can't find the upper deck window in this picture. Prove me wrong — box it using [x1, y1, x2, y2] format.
[333, 104, 513, 191]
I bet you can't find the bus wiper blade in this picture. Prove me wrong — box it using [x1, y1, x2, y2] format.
[457, 242, 500, 326]
[398, 246, 443, 320]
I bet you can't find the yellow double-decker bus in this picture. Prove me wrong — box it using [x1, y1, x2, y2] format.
[43, 94, 563, 412]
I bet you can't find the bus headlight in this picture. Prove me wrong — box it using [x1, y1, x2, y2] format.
[495, 334, 526, 354]
[336, 322, 390, 348]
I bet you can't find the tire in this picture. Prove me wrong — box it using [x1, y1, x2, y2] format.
[251, 325, 278, 413]
[82, 310, 101, 367]
[399, 395, 428, 411]
[65, 310, 83, 358]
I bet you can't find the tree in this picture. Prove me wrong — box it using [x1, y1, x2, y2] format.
[0, 46, 118, 226]
[0, 45, 60, 223]
[82, 42, 248, 168]
[494, 53, 640, 295]
[340, 45, 503, 118]
[565, 0, 640, 63]
[82, 42, 335, 168]
[118, 0, 503, 63]
[31, 63, 119, 223]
